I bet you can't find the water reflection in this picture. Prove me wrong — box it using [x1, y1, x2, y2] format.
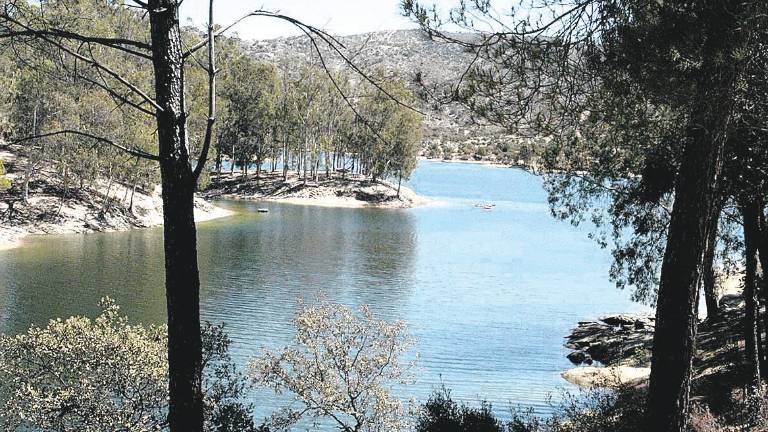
[0, 227, 166, 333]
[0, 161, 646, 423]
[195, 202, 417, 351]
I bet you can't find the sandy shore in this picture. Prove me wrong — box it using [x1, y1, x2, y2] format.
[0, 175, 233, 252]
[205, 171, 432, 209]
[0, 201, 234, 252]
[419, 156, 508, 168]
[195, 203, 235, 222]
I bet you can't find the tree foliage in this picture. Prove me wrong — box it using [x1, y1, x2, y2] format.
[250, 300, 416, 432]
[0, 298, 258, 432]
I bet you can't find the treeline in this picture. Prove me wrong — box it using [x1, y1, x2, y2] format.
[0, 9, 421, 206]
[215, 59, 421, 187]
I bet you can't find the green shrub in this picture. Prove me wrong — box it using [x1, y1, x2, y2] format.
[416, 386, 504, 432]
[0, 299, 260, 432]
[416, 386, 646, 432]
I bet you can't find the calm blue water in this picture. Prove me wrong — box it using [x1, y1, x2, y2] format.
[0, 160, 645, 425]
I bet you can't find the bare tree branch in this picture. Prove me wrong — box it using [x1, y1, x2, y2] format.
[2, 14, 162, 113]
[0, 28, 152, 59]
[12, 130, 160, 161]
[182, 9, 426, 117]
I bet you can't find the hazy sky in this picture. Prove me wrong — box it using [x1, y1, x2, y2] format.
[178, 0, 457, 41]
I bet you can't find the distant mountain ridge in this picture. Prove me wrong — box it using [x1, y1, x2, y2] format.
[248, 29, 526, 164]
[249, 29, 471, 87]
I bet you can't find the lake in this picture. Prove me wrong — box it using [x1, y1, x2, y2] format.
[0, 160, 646, 423]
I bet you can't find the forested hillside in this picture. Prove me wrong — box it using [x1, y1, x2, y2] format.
[0, 18, 427, 236]
[249, 30, 537, 165]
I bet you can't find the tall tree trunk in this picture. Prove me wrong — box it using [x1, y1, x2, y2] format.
[283, 134, 288, 181]
[272, 151, 277, 172]
[148, 2, 204, 431]
[742, 199, 763, 391]
[757, 207, 768, 377]
[646, 2, 748, 431]
[129, 180, 138, 215]
[22, 104, 39, 205]
[256, 154, 261, 186]
[216, 142, 222, 176]
[22, 160, 32, 204]
[303, 137, 309, 185]
[314, 147, 320, 182]
[100, 163, 115, 217]
[230, 144, 235, 176]
[702, 203, 722, 321]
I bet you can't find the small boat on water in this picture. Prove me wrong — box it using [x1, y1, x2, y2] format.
[474, 202, 496, 210]
[257, 208, 269, 213]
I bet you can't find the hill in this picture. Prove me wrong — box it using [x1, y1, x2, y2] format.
[248, 29, 533, 166]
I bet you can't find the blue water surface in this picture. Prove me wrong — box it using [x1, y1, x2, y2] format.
[0, 160, 647, 424]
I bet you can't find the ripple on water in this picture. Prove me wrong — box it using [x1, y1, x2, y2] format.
[0, 161, 648, 428]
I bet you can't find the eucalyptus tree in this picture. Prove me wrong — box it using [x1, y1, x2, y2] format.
[275, 67, 302, 180]
[220, 58, 281, 182]
[314, 69, 348, 180]
[0, 49, 17, 138]
[356, 75, 422, 188]
[11, 64, 63, 204]
[291, 66, 324, 184]
[380, 80, 421, 195]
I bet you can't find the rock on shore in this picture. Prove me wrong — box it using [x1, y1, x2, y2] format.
[563, 295, 746, 393]
[562, 366, 651, 388]
[565, 315, 655, 367]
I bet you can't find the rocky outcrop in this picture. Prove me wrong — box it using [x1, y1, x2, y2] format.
[563, 297, 746, 395]
[561, 366, 651, 388]
[565, 315, 655, 367]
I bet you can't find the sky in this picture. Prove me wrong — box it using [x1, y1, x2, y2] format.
[178, 0, 453, 41]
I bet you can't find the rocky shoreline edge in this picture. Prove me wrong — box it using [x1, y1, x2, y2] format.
[563, 294, 744, 395]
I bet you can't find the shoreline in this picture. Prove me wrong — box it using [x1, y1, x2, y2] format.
[562, 287, 744, 396]
[418, 155, 538, 172]
[0, 203, 234, 252]
[0, 197, 234, 252]
[204, 171, 432, 209]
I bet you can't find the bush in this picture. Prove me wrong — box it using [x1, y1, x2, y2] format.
[417, 386, 504, 432]
[250, 300, 415, 432]
[0, 298, 259, 432]
[416, 386, 646, 432]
